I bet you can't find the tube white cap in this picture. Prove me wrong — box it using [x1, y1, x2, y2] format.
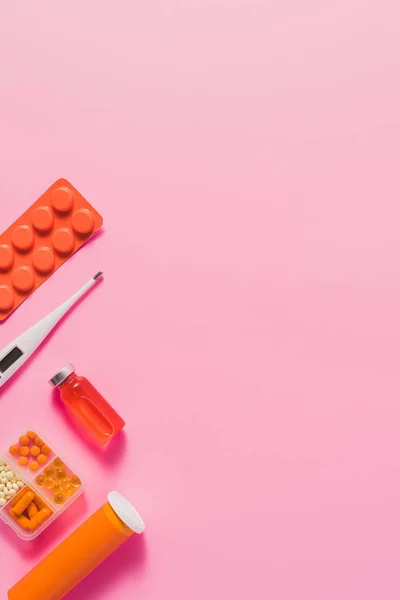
[108, 491, 145, 534]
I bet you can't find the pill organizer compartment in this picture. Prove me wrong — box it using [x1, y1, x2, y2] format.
[0, 432, 83, 540]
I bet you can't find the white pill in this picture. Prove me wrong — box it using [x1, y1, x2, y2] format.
[0, 498, 6, 506]
[1, 478, 7, 484]
[8, 489, 16, 496]
[0, 492, 4, 498]
[17, 481, 24, 488]
[6, 471, 13, 480]
[11, 483, 18, 490]
[4, 465, 10, 472]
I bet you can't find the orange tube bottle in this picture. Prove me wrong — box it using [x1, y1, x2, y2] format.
[8, 492, 145, 600]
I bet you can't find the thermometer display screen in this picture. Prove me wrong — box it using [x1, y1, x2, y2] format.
[0, 346, 23, 373]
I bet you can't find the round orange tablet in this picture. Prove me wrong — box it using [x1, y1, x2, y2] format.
[11, 266, 34, 293]
[32, 247, 55, 274]
[71, 209, 95, 236]
[37, 454, 48, 465]
[41, 444, 51, 455]
[0, 244, 14, 271]
[9, 445, 19, 456]
[11, 225, 34, 252]
[19, 435, 29, 446]
[29, 461, 39, 472]
[34, 437, 44, 447]
[31, 206, 54, 233]
[19, 446, 29, 457]
[18, 456, 28, 466]
[30, 446, 40, 457]
[26, 431, 37, 440]
[51, 186, 74, 213]
[52, 228, 74, 255]
[0, 285, 14, 312]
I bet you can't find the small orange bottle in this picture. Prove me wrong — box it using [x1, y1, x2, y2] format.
[50, 364, 125, 445]
[8, 492, 145, 600]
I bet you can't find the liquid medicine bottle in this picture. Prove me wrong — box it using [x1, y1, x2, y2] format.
[50, 363, 125, 445]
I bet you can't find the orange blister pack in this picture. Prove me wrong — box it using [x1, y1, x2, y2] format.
[0, 179, 103, 320]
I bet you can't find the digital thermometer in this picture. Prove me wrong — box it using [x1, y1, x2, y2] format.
[0, 271, 103, 388]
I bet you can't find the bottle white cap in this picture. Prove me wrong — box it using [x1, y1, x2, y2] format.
[108, 491, 145, 534]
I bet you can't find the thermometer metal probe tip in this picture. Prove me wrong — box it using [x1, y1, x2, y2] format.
[93, 271, 103, 280]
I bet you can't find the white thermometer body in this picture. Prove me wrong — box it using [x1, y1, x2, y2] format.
[0, 272, 102, 388]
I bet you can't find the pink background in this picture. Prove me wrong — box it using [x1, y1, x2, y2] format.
[1, 1, 400, 598]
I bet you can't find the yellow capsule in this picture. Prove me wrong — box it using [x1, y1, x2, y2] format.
[35, 474, 45, 486]
[70, 475, 81, 488]
[64, 487, 74, 496]
[44, 466, 55, 477]
[44, 476, 56, 489]
[55, 468, 66, 480]
[60, 477, 72, 491]
[53, 482, 61, 493]
[54, 493, 65, 504]
[53, 457, 64, 468]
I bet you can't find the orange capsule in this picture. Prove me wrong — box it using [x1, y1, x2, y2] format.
[9, 509, 33, 530]
[27, 501, 38, 518]
[37, 454, 48, 465]
[18, 456, 28, 466]
[33, 494, 47, 511]
[34, 436, 44, 447]
[18, 515, 34, 530]
[9, 445, 19, 456]
[29, 507, 51, 530]
[30, 445, 40, 457]
[19, 435, 29, 446]
[19, 446, 29, 457]
[13, 491, 34, 517]
[11, 490, 25, 507]
[26, 431, 37, 440]
[29, 461, 39, 472]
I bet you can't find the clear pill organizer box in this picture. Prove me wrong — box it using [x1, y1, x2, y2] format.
[0, 430, 83, 540]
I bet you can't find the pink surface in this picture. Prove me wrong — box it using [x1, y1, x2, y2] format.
[0, 1, 400, 598]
